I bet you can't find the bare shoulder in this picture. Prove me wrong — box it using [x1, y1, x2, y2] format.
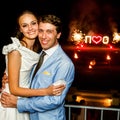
[8, 50, 21, 57]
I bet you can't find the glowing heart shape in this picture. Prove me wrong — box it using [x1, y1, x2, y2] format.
[92, 36, 102, 44]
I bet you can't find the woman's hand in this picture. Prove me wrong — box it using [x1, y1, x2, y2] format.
[47, 84, 66, 96]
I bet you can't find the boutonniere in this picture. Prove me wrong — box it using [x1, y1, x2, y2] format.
[43, 71, 51, 75]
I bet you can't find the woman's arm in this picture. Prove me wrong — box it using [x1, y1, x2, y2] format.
[7, 50, 65, 97]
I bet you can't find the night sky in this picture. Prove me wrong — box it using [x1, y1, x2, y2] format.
[1, 0, 120, 88]
[1, 0, 120, 45]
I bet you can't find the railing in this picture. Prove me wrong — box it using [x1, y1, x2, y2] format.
[65, 104, 120, 120]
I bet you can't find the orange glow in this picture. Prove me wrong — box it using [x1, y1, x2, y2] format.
[89, 65, 93, 69]
[80, 44, 84, 47]
[71, 29, 84, 43]
[112, 32, 120, 43]
[71, 29, 110, 45]
[73, 32, 82, 41]
[106, 54, 111, 60]
[75, 95, 112, 107]
[90, 59, 96, 66]
[109, 45, 113, 49]
[103, 98, 112, 107]
[76, 96, 84, 102]
[85, 35, 109, 44]
[74, 53, 79, 59]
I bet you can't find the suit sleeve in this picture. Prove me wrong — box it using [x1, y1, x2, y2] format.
[17, 61, 75, 113]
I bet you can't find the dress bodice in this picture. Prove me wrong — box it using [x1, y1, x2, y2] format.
[2, 37, 40, 90]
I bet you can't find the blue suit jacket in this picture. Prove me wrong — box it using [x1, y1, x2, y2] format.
[17, 45, 75, 120]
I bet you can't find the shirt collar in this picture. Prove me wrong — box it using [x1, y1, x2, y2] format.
[43, 44, 59, 56]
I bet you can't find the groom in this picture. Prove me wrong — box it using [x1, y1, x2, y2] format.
[1, 14, 75, 120]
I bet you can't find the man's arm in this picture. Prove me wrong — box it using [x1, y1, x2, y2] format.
[1, 59, 75, 113]
[17, 62, 75, 113]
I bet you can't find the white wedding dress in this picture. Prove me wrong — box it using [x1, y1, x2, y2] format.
[0, 37, 39, 120]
